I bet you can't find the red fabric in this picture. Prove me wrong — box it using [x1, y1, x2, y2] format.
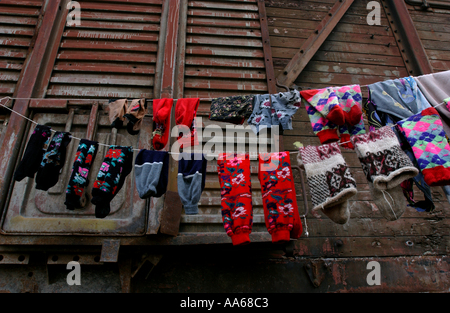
[300, 89, 320, 100]
[339, 133, 354, 150]
[344, 104, 363, 126]
[258, 152, 302, 244]
[421, 107, 439, 117]
[152, 98, 174, 150]
[175, 98, 200, 149]
[317, 128, 339, 144]
[327, 105, 346, 126]
[422, 166, 450, 187]
[218, 153, 253, 246]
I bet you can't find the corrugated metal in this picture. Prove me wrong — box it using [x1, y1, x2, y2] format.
[45, 0, 163, 99]
[0, 0, 44, 98]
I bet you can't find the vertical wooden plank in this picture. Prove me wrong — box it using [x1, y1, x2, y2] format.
[384, 0, 433, 75]
[0, 0, 63, 219]
[257, 0, 276, 94]
[150, 0, 183, 236]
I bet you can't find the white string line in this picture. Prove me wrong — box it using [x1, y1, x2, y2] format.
[1, 96, 447, 155]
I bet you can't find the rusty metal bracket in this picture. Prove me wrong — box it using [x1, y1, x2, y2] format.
[304, 260, 327, 288]
[100, 239, 121, 263]
[0, 253, 30, 265]
[131, 253, 163, 279]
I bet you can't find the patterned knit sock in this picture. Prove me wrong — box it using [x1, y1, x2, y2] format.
[301, 88, 346, 126]
[397, 107, 450, 187]
[303, 100, 340, 144]
[351, 126, 419, 190]
[152, 98, 174, 150]
[14, 124, 52, 182]
[270, 90, 302, 131]
[175, 98, 200, 149]
[298, 142, 357, 224]
[258, 152, 302, 243]
[65, 139, 99, 210]
[91, 145, 133, 218]
[177, 153, 207, 215]
[124, 98, 147, 135]
[134, 150, 169, 199]
[218, 153, 253, 246]
[108, 99, 128, 129]
[335, 85, 363, 126]
[35, 131, 72, 191]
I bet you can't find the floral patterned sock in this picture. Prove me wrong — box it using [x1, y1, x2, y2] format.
[91, 145, 133, 218]
[258, 151, 302, 243]
[35, 131, 72, 191]
[14, 124, 52, 182]
[218, 153, 253, 246]
[65, 139, 99, 210]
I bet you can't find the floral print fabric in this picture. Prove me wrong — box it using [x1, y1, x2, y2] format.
[217, 153, 253, 245]
[210, 95, 254, 125]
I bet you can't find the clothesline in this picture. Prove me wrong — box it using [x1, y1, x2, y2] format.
[0, 96, 446, 155]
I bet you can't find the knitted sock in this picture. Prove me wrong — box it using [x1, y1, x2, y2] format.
[270, 90, 302, 131]
[152, 98, 174, 150]
[134, 149, 169, 199]
[258, 151, 302, 243]
[108, 99, 128, 129]
[301, 88, 346, 126]
[14, 124, 52, 182]
[218, 153, 253, 246]
[303, 99, 340, 144]
[335, 85, 363, 126]
[177, 153, 207, 215]
[175, 98, 200, 149]
[124, 98, 147, 135]
[65, 139, 99, 210]
[397, 107, 450, 187]
[35, 131, 72, 191]
[351, 126, 419, 190]
[298, 142, 357, 224]
[91, 145, 133, 218]
[368, 182, 406, 221]
[210, 95, 254, 125]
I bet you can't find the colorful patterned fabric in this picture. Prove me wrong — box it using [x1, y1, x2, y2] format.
[65, 139, 99, 210]
[210, 95, 254, 125]
[298, 142, 357, 224]
[14, 124, 52, 182]
[258, 151, 302, 243]
[248, 90, 301, 134]
[351, 126, 419, 190]
[217, 153, 253, 246]
[397, 107, 450, 187]
[301, 85, 366, 149]
[35, 131, 72, 191]
[91, 145, 133, 218]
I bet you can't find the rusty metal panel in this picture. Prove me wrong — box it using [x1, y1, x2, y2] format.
[1, 106, 147, 235]
[0, 0, 44, 97]
[46, 0, 163, 99]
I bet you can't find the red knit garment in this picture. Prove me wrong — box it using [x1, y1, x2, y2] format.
[258, 151, 302, 244]
[152, 98, 174, 150]
[175, 98, 200, 149]
[218, 153, 253, 246]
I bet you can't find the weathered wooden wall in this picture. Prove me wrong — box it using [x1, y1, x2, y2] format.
[0, 0, 449, 293]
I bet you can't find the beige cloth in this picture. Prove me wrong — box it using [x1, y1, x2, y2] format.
[414, 71, 450, 136]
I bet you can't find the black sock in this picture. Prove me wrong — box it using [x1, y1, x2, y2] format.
[91, 145, 133, 218]
[35, 131, 72, 191]
[14, 124, 52, 182]
[65, 139, 99, 210]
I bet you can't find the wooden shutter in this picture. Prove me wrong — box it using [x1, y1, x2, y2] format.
[45, 0, 163, 99]
[0, 0, 45, 98]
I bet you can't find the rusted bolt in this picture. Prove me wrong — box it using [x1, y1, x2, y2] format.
[51, 255, 58, 262]
[370, 34, 374, 39]
[18, 255, 25, 262]
[335, 239, 344, 247]
[406, 240, 414, 247]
